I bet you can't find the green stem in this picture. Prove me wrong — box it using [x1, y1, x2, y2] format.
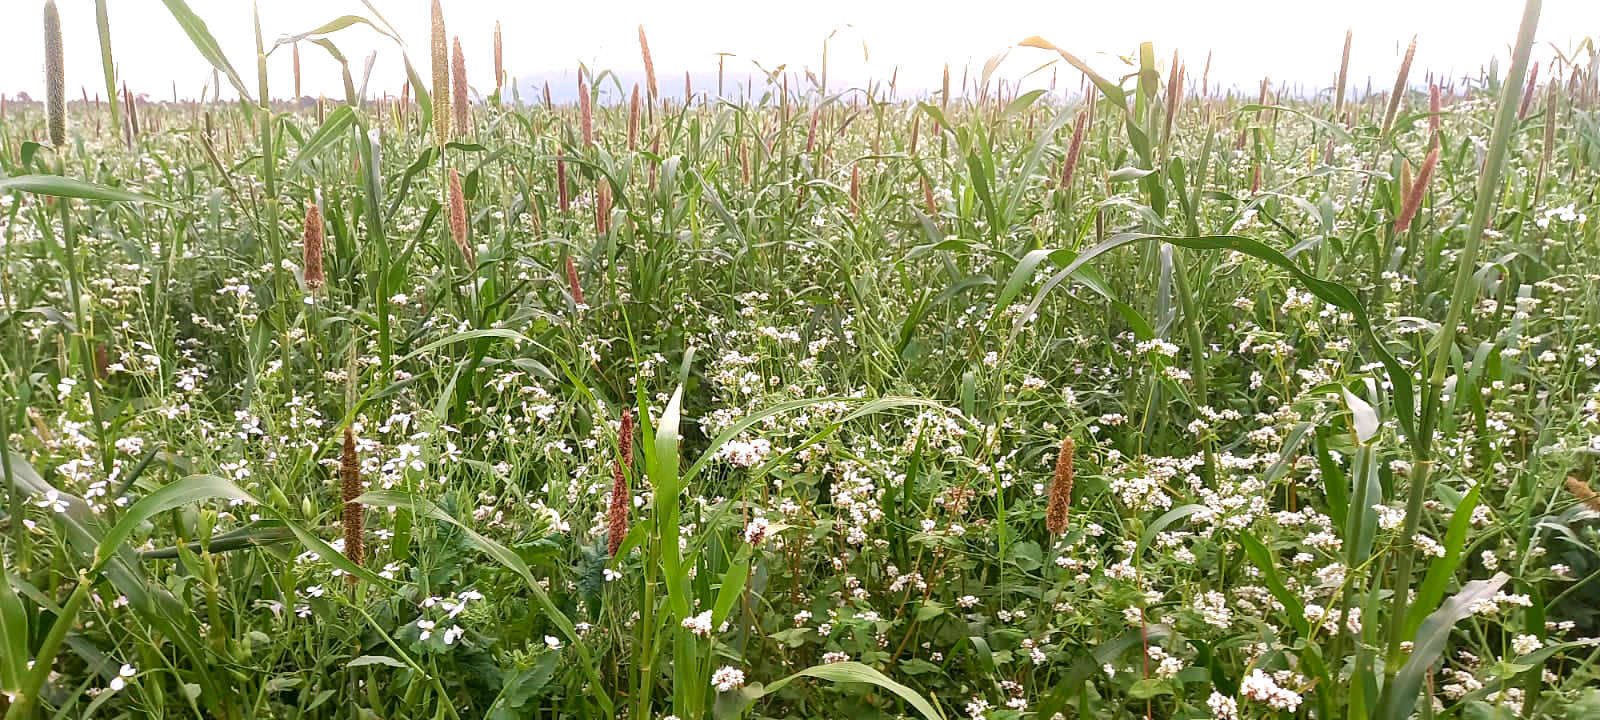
[6, 575, 92, 720]
[54, 155, 112, 477]
[1387, 0, 1541, 671]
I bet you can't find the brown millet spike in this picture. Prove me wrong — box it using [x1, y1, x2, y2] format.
[638, 26, 658, 104]
[303, 202, 325, 291]
[341, 426, 365, 581]
[607, 409, 635, 556]
[1046, 436, 1075, 535]
[447, 168, 474, 269]
[493, 21, 503, 91]
[1567, 476, 1600, 513]
[1394, 144, 1438, 235]
[451, 37, 469, 138]
[565, 255, 584, 306]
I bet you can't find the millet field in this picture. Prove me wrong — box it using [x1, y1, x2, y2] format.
[2, 0, 1600, 718]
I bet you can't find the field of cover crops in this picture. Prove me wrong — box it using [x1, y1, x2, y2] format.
[2, 0, 1600, 718]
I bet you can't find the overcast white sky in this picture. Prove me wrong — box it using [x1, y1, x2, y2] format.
[3, 0, 1596, 102]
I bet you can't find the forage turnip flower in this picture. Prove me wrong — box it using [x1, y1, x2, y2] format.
[711, 666, 745, 692]
[36, 489, 69, 513]
[108, 663, 137, 692]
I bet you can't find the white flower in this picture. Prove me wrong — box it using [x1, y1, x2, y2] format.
[1512, 634, 1542, 656]
[681, 610, 713, 637]
[544, 635, 562, 650]
[36, 490, 69, 514]
[1239, 669, 1301, 712]
[743, 516, 771, 545]
[417, 619, 436, 641]
[717, 438, 772, 468]
[107, 663, 136, 692]
[711, 666, 745, 692]
[1207, 691, 1239, 719]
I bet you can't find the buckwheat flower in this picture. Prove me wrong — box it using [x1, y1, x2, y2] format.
[682, 610, 713, 637]
[822, 651, 850, 663]
[1239, 668, 1302, 712]
[1373, 504, 1405, 530]
[1195, 591, 1231, 628]
[717, 438, 772, 467]
[1512, 634, 1542, 656]
[1207, 692, 1239, 719]
[711, 666, 745, 692]
[743, 516, 770, 545]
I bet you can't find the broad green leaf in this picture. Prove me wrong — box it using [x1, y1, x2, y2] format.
[652, 385, 690, 620]
[288, 106, 357, 177]
[724, 661, 944, 720]
[92, 475, 255, 573]
[0, 175, 170, 206]
[710, 549, 751, 627]
[1406, 482, 1483, 636]
[0, 567, 26, 692]
[1032, 625, 1174, 718]
[1343, 388, 1379, 443]
[1108, 166, 1157, 182]
[1018, 36, 1126, 106]
[988, 248, 1053, 328]
[1239, 532, 1310, 636]
[159, 0, 254, 102]
[1376, 573, 1510, 720]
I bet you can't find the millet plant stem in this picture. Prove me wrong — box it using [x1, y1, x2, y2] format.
[1384, 0, 1542, 674]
